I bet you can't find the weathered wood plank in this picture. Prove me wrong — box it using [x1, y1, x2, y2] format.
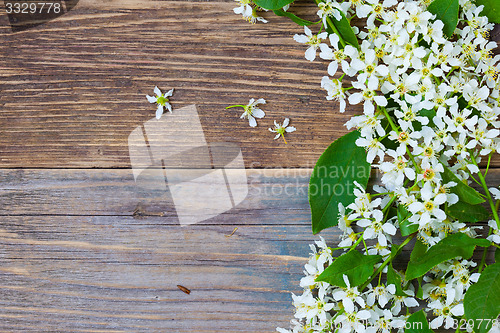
[1, 1, 498, 168]
[0, 168, 313, 219]
[0, 168, 497, 217]
[0, 1, 350, 169]
[0, 218, 342, 332]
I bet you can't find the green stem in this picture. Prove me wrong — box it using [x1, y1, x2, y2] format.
[469, 152, 500, 229]
[479, 228, 493, 273]
[380, 107, 422, 174]
[469, 152, 500, 273]
[226, 105, 246, 109]
[485, 152, 493, 177]
[359, 234, 416, 291]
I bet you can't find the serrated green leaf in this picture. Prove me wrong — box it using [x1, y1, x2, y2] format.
[272, 9, 315, 25]
[398, 204, 418, 236]
[325, 10, 359, 49]
[474, 0, 500, 23]
[427, 0, 459, 37]
[446, 201, 490, 223]
[316, 250, 382, 287]
[309, 131, 370, 234]
[406, 233, 490, 280]
[252, 0, 294, 10]
[441, 164, 485, 205]
[464, 263, 500, 333]
[405, 310, 434, 333]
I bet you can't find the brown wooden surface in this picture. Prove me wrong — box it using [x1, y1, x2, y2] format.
[0, 0, 498, 169]
[0, 0, 499, 332]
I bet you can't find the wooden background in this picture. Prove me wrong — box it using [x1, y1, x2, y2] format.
[0, 1, 498, 332]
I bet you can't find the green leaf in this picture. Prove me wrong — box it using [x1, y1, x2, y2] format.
[405, 310, 434, 333]
[387, 264, 407, 297]
[446, 201, 490, 223]
[441, 164, 485, 205]
[464, 263, 500, 333]
[309, 131, 370, 234]
[406, 233, 490, 280]
[252, 0, 294, 10]
[316, 250, 382, 287]
[398, 204, 418, 236]
[272, 9, 315, 25]
[410, 239, 428, 262]
[496, 248, 500, 263]
[325, 10, 359, 49]
[427, 0, 459, 37]
[474, 0, 500, 23]
[416, 276, 424, 299]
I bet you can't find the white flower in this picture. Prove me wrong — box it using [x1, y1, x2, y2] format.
[349, 43, 389, 82]
[321, 76, 347, 112]
[392, 291, 419, 315]
[146, 86, 174, 119]
[388, 129, 421, 156]
[233, 0, 253, 19]
[379, 150, 416, 190]
[269, 118, 296, 143]
[366, 308, 405, 333]
[356, 136, 386, 164]
[381, 72, 420, 100]
[349, 76, 388, 115]
[357, 210, 397, 247]
[293, 26, 328, 62]
[487, 219, 500, 244]
[334, 308, 372, 333]
[489, 187, 500, 200]
[394, 96, 433, 132]
[234, 1, 268, 24]
[320, 34, 351, 76]
[332, 275, 366, 313]
[463, 79, 491, 112]
[362, 0, 398, 28]
[347, 181, 382, 219]
[416, 161, 444, 184]
[408, 182, 447, 227]
[228, 98, 266, 127]
[366, 283, 396, 308]
[345, 113, 385, 138]
[443, 132, 476, 161]
[471, 118, 500, 155]
[429, 288, 464, 329]
[317, 0, 349, 24]
[404, 2, 433, 35]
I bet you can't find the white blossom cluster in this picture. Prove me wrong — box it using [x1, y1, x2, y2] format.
[278, 0, 500, 332]
[311, 0, 500, 244]
[422, 259, 479, 329]
[277, 237, 418, 333]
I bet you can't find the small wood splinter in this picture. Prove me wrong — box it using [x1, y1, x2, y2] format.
[225, 227, 238, 237]
[177, 285, 191, 294]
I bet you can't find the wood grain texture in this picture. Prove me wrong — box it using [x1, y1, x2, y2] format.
[0, 168, 338, 332]
[0, 1, 499, 168]
[0, 1, 347, 169]
[0, 219, 333, 332]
